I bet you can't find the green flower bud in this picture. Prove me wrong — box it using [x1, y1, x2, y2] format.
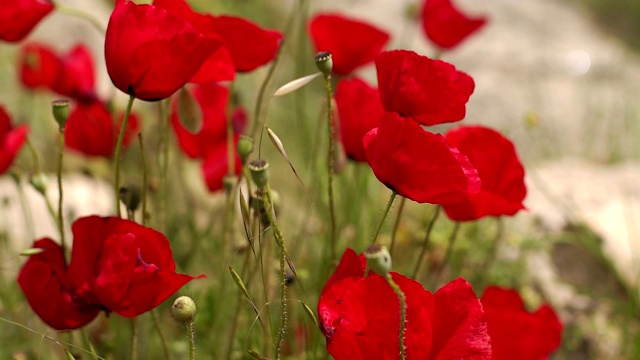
[171, 296, 197, 324]
[314, 51, 333, 77]
[237, 135, 254, 164]
[248, 159, 269, 189]
[364, 244, 392, 277]
[52, 99, 70, 130]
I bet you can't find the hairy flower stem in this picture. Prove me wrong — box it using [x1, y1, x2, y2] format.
[188, 321, 196, 360]
[386, 275, 406, 360]
[114, 95, 135, 218]
[323, 74, 337, 260]
[372, 192, 397, 244]
[261, 184, 288, 360]
[389, 197, 406, 256]
[411, 205, 442, 279]
[56, 129, 67, 257]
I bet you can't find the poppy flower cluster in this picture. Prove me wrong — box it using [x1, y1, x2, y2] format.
[318, 248, 492, 359]
[0, 0, 54, 42]
[308, 13, 390, 76]
[18, 216, 202, 330]
[358, 49, 480, 205]
[0, 106, 29, 175]
[171, 83, 245, 192]
[420, 0, 487, 50]
[105, 0, 282, 101]
[481, 286, 563, 360]
[18, 42, 140, 158]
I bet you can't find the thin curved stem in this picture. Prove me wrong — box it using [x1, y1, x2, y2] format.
[138, 133, 148, 226]
[113, 95, 135, 218]
[251, 43, 284, 141]
[324, 74, 337, 259]
[371, 192, 398, 244]
[411, 205, 441, 279]
[150, 310, 172, 360]
[56, 130, 66, 256]
[53, 2, 106, 34]
[386, 275, 406, 360]
[389, 197, 406, 256]
[431, 222, 460, 287]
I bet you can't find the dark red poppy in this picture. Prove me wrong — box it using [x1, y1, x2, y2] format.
[309, 13, 390, 76]
[18, 42, 60, 90]
[421, 0, 487, 50]
[0, 0, 54, 42]
[52, 45, 97, 102]
[201, 137, 242, 193]
[0, 106, 29, 175]
[105, 0, 222, 101]
[153, 0, 235, 82]
[443, 125, 526, 221]
[213, 15, 283, 73]
[363, 112, 480, 205]
[375, 50, 474, 126]
[482, 286, 563, 360]
[318, 248, 491, 359]
[66, 216, 203, 317]
[335, 77, 384, 162]
[64, 100, 140, 158]
[17, 238, 102, 330]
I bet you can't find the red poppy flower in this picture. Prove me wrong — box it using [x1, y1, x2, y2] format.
[318, 248, 491, 359]
[17, 238, 102, 330]
[201, 137, 242, 193]
[18, 42, 60, 90]
[443, 125, 526, 221]
[0, 106, 29, 175]
[363, 112, 480, 205]
[65, 216, 203, 317]
[481, 286, 563, 360]
[105, 0, 222, 101]
[375, 50, 474, 126]
[335, 77, 384, 162]
[0, 0, 54, 42]
[152, 0, 235, 82]
[213, 15, 283, 73]
[64, 100, 140, 158]
[309, 13, 390, 76]
[421, 0, 487, 50]
[52, 45, 97, 102]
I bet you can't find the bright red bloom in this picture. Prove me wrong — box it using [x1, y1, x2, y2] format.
[17, 238, 102, 330]
[375, 50, 474, 126]
[213, 15, 283, 73]
[66, 216, 203, 317]
[64, 100, 140, 158]
[482, 286, 563, 360]
[421, 0, 487, 50]
[443, 125, 526, 221]
[335, 78, 384, 162]
[319, 249, 491, 359]
[19, 43, 97, 102]
[0, 0, 54, 42]
[363, 112, 480, 205]
[105, 0, 222, 101]
[0, 106, 29, 174]
[309, 13, 390, 76]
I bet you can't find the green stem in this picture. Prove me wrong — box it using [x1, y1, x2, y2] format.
[52, 2, 106, 33]
[386, 275, 406, 360]
[371, 192, 397, 244]
[114, 95, 135, 218]
[25, 138, 58, 223]
[130, 317, 138, 360]
[475, 217, 504, 285]
[261, 185, 287, 360]
[138, 133, 148, 226]
[151, 310, 172, 360]
[323, 74, 337, 260]
[431, 222, 460, 287]
[57, 130, 66, 257]
[251, 42, 285, 140]
[411, 205, 441, 279]
[389, 197, 406, 256]
[188, 321, 196, 360]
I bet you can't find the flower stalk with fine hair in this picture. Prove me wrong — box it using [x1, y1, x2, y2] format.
[52, 100, 69, 258]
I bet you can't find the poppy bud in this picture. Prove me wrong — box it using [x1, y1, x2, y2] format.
[52, 99, 70, 131]
[237, 135, 254, 164]
[314, 51, 333, 77]
[119, 184, 141, 212]
[364, 244, 392, 276]
[171, 296, 197, 324]
[248, 159, 269, 189]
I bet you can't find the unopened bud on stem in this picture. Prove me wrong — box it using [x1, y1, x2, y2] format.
[314, 51, 333, 77]
[52, 99, 70, 131]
